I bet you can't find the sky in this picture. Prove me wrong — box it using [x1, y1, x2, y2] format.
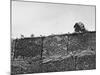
[12, 1, 96, 38]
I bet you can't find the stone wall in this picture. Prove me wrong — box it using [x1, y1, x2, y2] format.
[43, 31, 96, 58]
[12, 31, 96, 59]
[13, 37, 43, 58]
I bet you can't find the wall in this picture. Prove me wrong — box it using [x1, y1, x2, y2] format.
[42, 31, 96, 58]
[12, 31, 96, 59]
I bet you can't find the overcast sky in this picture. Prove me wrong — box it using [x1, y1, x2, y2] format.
[12, 1, 95, 38]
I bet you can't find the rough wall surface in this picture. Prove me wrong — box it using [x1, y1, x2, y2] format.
[43, 32, 96, 58]
[68, 32, 96, 52]
[11, 31, 96, 74]
[43, 35, 68, 58]
[13, 31, 96, 58]
[13, 38, 43, 58]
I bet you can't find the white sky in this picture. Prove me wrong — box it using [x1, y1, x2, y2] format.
[12, 1, 95, 38]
